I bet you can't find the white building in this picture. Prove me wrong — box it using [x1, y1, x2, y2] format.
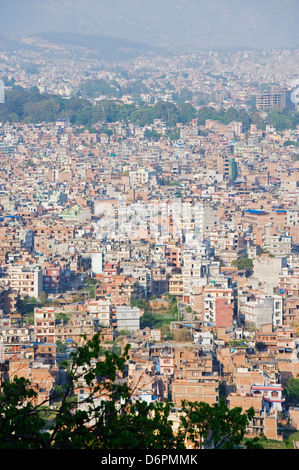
[85, 298, 112, 327]
[243, 295, 283, 329]
[129, 168, 155, 187]
[91, 250, 105, 275]
[116, 306, 140, 332]
[269, 234, 292, 257]
[8, 265, 43, 298]
[251, 383, 284, 413]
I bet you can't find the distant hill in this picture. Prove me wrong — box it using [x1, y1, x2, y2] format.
[0, 0, 298, 51]
[26, 31, 164, 62]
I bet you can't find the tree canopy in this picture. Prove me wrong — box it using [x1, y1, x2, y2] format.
[0, 333, 263, 449]
[283, 377, 299, 408]
[231, 257, 253, 271]
[1, 86, 298, 136]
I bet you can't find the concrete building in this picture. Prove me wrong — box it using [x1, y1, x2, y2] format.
[8, 265, 43, 298]
[129, 168, 155, 187]
[85, 298, 112, 327]
[91, 250, 105, 275]
[256, 88, 288, 112]
[268, 234, 292, 257]
[253, 256, 287, 295]
[243, 295, 283, 329]
[34, 307, 56, 343]
[116, 305, 140, 332]
[202, 286, 234, 327]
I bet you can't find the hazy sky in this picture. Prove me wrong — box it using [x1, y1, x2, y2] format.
[1, 0, 298, 50]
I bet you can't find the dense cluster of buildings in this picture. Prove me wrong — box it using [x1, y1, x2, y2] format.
[0, 45, 299, 444]
[1, 45, 299, 112]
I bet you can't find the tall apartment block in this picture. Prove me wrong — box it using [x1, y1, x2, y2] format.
[34, 307, 56, 343]
[256, 88, 292, 112]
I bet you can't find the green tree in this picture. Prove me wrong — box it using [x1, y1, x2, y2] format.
[0, 333, 182, 449]
[255, 341, 267, 352]
[140, 311, 158, 329]
[178, 397, 257, 449]
[283, 377, 299, 407]
[177, 87, 193, 103]
[284, 140, 299, 147]
[56, 341, 68, 354]
[144, 128, 161, 141]
[130, 297, 148, 309]
[197, 106, 219, 125]
[177, 102, 197, 124]
[169, 128, 180, 140]
[174, 328, 193, 342]
[152, 100, 179, 127]
[0, 376, 48, 448]
[39, 291, 48, 305]
[55, 312, 70, 324]
[79, 79, 119, 99]
[231, 257, 253, 271]
[0, 333, 263, 449]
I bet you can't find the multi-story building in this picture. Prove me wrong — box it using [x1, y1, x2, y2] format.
[9, 358, 59, 406]
[0, 320, 31, 345]
[150, 267, 169, 298]
[116, 306, 140, 332]
[91, 250, 105, 275]
[282, 297, 299, 326]
[85, 298, 112, 327]
[256, 88, 287, 112]
[251, 383, 284, 413]
[169, 273, 184, 300]
[0, 285, 19, 314]
[279, 267, 299, 297]
[122, 264, 150, 299]
[43, 265, 62, 293]
[55, 312, 95, 344]
[104, 275, 140, 306]
[243, 295, 283, 329]
[129, 168, 155, 187]
[172, 372, 219, 406]
[202, 286, 234, 327]
[8, 265, 43, 299]
[34, 307, 56, 343]
[268, 234, 292, 257]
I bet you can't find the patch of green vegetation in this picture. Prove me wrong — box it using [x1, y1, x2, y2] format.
[231, 257, 253, 271]
[229, 339, 248, 348]
[283, 429, 299, 448]
[136, 295, 180, 340]
[55, 312, 71, 323]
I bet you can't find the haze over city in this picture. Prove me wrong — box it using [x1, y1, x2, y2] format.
[1, 0, 298, 50]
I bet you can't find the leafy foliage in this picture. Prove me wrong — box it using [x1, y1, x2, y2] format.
[1, 85, 299, 136]
[283, 377, 299, 407]
[231, 257, 253, 271]
[0, 333, 182, 449]
[266, 110, 299, 131]
[178, 398, 255, 449]
[0, 333, 262, 449]
[173, 328, 193, 342]
[0, 377, 47, 449]
[79, 79, 120, 99]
